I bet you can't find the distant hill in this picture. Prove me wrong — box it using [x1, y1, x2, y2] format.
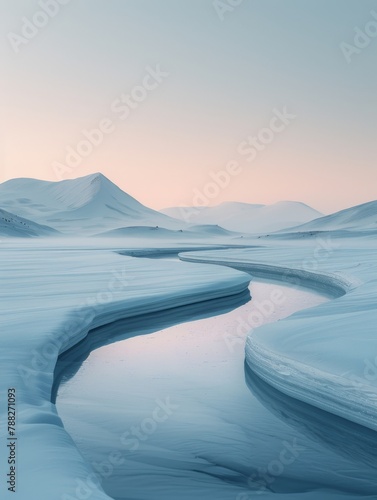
[3, 173, 370, 238]
[0, 173, 181, 235]
[97, 224, 239, 239]
[287, 200, 377, 232]
[97, 226, 185, 238]
[162, 201, 323, 234]
[0, 208, 59, 237]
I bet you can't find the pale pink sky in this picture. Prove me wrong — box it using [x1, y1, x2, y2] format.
[3, 0, 377, 214]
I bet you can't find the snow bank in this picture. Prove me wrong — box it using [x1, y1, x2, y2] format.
[0, 243, 250, 499]
[179, 236, 377, 432]
[179, 251, 352, 298]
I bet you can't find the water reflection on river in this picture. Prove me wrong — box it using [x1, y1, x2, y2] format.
[56, 280, 377, 500]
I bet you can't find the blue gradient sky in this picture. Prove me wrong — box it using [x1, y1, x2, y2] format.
[2, 0, 377, 213]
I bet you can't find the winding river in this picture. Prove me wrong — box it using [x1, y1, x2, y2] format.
[56, 265, 377, 500]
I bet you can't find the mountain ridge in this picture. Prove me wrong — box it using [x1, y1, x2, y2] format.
[161, 201, 323, 234]
[286, 200, 377, 232]
[0, 173, 181, 235]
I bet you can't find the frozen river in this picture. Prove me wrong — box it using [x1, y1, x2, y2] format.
[56, 276, 377, 499]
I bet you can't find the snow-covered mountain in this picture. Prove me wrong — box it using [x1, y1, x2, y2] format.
[288, 200, 377, 232]
[0, 173, 181, 235]
[0, 208, 59, 237]
[162, 201, 323, 234]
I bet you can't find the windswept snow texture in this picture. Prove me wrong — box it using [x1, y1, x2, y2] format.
[287, 200, 377, 232]
[162, 201, 322, 234]
[0, 208, 59, 237]
[0, 244, 250, 500]
[179, 234, 377, 432]
[0, 173, 183, 235]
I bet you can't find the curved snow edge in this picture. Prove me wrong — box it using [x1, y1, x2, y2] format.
[57, 279, 250, 355]
[178, 253, 355, 298]
[178, 252, 377, 431]
[246, 336, 377, 432]
[49, 271, 251, 499]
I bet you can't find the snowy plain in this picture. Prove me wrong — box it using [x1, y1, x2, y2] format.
[1, 173, 376, 499]
[0, 240, 250, 499]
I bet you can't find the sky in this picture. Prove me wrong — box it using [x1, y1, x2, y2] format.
[1, 0, 377, 214]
